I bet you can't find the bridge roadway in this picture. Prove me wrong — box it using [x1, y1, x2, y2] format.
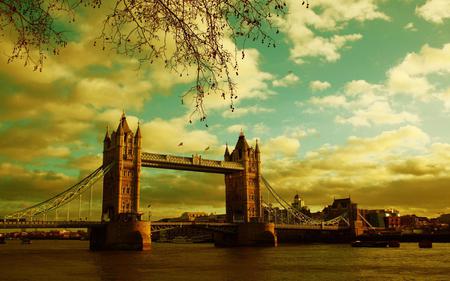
[0, 221, 344, 231]
[140, 152, 244, 174]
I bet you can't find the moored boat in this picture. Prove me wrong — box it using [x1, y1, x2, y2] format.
[351, 240, 389, 248]
[419, 240, 432, 248]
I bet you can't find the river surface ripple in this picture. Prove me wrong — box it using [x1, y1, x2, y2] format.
[0, 240, 449, 281]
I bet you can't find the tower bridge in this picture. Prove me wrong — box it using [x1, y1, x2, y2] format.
[2, 114, 360, 250]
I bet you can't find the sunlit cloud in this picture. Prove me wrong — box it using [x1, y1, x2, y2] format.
[416, 0, 450, 24]
[310, 80, 331, 92]
[279, 0, 388, 64]
[272, 73, 300, 87]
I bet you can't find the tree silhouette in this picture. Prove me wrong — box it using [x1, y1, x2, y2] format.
[0, 0, 309, 121]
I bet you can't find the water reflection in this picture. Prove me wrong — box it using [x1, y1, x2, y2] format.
[1, 241, 449, 281]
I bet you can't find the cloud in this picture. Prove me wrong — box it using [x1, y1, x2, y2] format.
[387, 43, 450, 99]
[310, 80, 331, 91]
[344, 79, 382, 96]
[252, 123, 270, 136]
[309, 95, 347, 107]
[140, 171, 226, 218]
[404, 22, 418, 31]
[198, 48, 274, 111]
[222, 105, 274, 118]
[437, 87, 450, 110]
[308, 80, 420, 127]
[0, 117, 93, 161]
[0, 163, 80, 216]
[227, 124, 247, 134]
[261, 126, 450, 216]
[416, 0, 450, 24]
[285, 127, 318, 139]
[306, 45, 450, 128]
[73, 77, 152, 111]
[262, 135, 301, 158]
[278, 0, 388, 64]
[335, 101, 420, 127]
[272, 73, 300, 87]
[140, 117, 220, 155]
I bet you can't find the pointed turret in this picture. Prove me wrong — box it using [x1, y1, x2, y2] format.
[104, 125, 111, 142]
[134, 121, 142, 144]
[117, 111, 132, 134]
[234, 130, 249, 161]
[236, 130, 249, 148]
[255, 139, 260, 153]
[117, 120, 124, 135]
[224, 143, 230, 160]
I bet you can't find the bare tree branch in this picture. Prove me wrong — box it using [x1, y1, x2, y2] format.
[0, 0, 310, 123]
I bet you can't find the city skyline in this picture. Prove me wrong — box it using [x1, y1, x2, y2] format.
[1, 0, 450, 219]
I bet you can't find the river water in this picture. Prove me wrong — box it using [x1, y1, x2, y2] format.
[0, 241, 449, 281]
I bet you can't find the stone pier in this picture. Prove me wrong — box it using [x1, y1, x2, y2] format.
[214, 223, 277, 247]
[89, 219, 151, 251]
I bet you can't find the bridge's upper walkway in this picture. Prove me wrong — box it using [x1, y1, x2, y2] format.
[141, 152, 244, 174]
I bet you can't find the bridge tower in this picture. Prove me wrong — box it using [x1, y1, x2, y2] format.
[102, 113, 142, 222]
[224, 132, 262, 223]
[217, 132, 276, 247]
[90, 113, 150, 251]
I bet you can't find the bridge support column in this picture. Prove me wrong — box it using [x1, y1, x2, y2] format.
[214, 223, 277, 247]
[89, 220, 151, 251]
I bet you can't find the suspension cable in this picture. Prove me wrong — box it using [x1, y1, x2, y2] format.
[4, 163, 113, 220]
[261, 175, 349, 226]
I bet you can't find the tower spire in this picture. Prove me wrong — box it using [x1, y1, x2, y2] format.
[135, 120, 142, 142]
[224, 142, 230, 159]
[118, 110, 132, 133]
[104, 125, 110, 141]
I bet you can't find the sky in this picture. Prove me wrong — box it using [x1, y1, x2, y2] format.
[1, 0, 450, 220]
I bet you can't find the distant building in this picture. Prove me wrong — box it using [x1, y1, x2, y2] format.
[323, 198, 358, 221]
[437, 213, 450, 224]
[180, 212, 208, 221]
[359, 209, 400, 229]
[262, 194, 312, 224]
[385, 215, 401, 229]
[384, 209, 401, 229]
[322, 198, 363, 235]
[400, 215, 430, 229]
[291, 194, 311, 218]
[366, 210, 386, 228]
[292, 194, 305, 210]
[194, 213, 227, 223]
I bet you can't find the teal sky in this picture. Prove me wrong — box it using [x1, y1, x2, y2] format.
[1, 0, 450, 219]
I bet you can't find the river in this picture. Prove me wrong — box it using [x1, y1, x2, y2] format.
[0, 241, 449, 281]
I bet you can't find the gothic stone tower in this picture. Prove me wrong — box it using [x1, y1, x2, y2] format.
[102, 113, 142, 222]
[91, 113, 149, 251]
[224, 132, 261, 223]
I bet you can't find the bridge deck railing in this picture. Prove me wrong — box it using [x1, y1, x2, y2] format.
[141, 152, 243, 170]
